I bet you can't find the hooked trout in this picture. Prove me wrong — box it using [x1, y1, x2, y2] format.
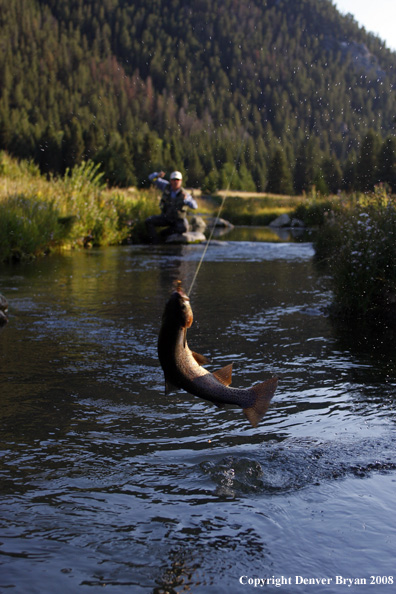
[158, 284, 278, 427]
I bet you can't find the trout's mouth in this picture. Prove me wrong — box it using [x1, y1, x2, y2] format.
[174, 282, 193, 328]
[179, 293, 193, 328]
[183, 302, 193, 328]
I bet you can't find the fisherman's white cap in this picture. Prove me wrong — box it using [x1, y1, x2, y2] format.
[170, 171, 182, 180]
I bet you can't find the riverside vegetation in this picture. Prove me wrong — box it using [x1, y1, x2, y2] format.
[1, 152, 396, 324]
[0, 152, 310, 262]
[0, 153, 160, 261]
[314, 185, 396, 322]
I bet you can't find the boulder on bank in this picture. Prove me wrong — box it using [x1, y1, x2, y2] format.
[269, 213, 291, 227]
[190, 215, 207, 232]
[206, 217, 234, 229]
[0, 293, 8, 327]
[165, 231, 206, 244]
[269, 214, 305, 228]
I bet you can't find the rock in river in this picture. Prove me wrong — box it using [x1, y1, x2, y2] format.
[165, 231, 206, 244]
[0, 293, 8, 327]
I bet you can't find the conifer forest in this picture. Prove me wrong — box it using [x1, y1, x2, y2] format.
[1, 0, 396, 193]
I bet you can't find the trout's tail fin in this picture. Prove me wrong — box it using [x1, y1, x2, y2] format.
[243, 377, 278, 428]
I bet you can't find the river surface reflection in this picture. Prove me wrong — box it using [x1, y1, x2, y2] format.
[0, 239, 395, 593]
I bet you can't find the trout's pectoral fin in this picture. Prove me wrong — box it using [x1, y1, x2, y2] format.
[212, 400, 225, 409]
[192, 351, 210, 366]
[212, 363, 233, 386]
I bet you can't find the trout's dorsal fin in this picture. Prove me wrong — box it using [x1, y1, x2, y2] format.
[192, 351, 210, 366]
[212, 363, 233, 386]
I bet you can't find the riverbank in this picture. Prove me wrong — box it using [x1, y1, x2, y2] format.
[314, 185, 396, 322]
[0, 154, 153, 261]
[0, 152, 321, 263]
[3, 151, 396, 325]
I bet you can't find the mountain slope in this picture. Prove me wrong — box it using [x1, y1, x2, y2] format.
[1, 0, 395, 191]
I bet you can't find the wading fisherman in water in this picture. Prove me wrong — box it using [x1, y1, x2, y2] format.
[146, 170, 198, 243]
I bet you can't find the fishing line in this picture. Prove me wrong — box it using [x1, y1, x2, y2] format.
[187, 133, 247, 297]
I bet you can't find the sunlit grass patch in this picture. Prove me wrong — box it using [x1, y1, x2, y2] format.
[0, 194, 66, 261]
[210, 194, 298, 225]
[205, 190, 342, 227]
[0, 153, 160, 261]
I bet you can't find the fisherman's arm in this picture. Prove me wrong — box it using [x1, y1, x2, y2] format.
[184, 192, 198, 209]
[148, 171, 169, 191]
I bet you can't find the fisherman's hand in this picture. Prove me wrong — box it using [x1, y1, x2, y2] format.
[158, 171, 166, 178]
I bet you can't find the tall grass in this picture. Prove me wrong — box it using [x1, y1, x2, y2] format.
[0, 153, 65, 260]
[0, 153, 158, 262]
[314, 186, 396, 320]
[0, 195, 66, 261]
[55, 161, 122, 247]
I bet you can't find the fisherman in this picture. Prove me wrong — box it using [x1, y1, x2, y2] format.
[145, 170, 198, 243]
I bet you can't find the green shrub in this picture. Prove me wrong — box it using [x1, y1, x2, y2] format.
[293, 199, 337, 226]
[0, 155, 162, 261]
[107, 190, 158, 243]
[314, 189, 396, 319]
[0, 195, 66, 261]
[57, 162, 161, 245]
[0, 151, 41, 178]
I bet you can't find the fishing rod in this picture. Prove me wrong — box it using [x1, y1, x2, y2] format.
[187, 132, 247, 297]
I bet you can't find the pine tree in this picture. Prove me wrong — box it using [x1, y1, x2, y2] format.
[95, 138, 136, 187]
[321, 156, 343, 194]
[377, 136, 396, 192]
[293, 140, 319, 194]
[356, 130, 381, 192]
[237, 164, 256, 192]
[267, 148, 294, 195]
[62, 118, 85, 172]
[37, 126, 63, 175]
[185, 149, 205, 188]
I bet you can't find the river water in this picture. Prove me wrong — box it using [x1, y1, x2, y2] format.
[0, 237, 395, 593]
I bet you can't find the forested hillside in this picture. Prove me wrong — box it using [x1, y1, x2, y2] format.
[1, 0, 396, 192]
